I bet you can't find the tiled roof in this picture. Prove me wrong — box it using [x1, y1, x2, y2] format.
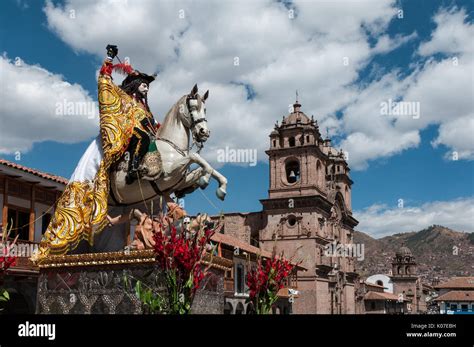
[211, 232, 305, 269]
[211, 232, 272, 258]
[364, 291, 404, 301]
[0, 159, 68, 185]
[435, 290, 474, 302]
[435, 277, 474, 289]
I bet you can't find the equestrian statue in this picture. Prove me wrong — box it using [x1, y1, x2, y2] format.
[31, 45, 227, 263]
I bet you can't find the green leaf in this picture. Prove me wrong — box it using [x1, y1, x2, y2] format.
[135, 281, 142, 296]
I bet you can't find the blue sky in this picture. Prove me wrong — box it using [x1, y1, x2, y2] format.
[1, 0, 473, 237]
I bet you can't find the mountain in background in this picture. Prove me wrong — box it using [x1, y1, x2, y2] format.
[354, 225, 474, 284]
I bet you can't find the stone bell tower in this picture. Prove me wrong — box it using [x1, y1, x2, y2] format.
[391, 246, 420, 313]
[258, 97, 359, 314]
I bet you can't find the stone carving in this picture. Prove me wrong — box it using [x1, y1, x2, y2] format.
[35, 251, 229, 314]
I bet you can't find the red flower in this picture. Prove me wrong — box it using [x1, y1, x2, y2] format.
[151, 219, 217, 313]
[246, 252, 298, 314]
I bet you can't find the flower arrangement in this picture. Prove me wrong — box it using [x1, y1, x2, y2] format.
[131, 204, 220, 314]
[1, 222, 18, 307]
[152, 221, 216, 314]
[246, 248, 299, 314]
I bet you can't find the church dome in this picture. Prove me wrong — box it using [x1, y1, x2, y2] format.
[283, 102, 311, 124]
[396, 246, 412, 257]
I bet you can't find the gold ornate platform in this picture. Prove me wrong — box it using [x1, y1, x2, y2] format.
[36, 250, 232, 314]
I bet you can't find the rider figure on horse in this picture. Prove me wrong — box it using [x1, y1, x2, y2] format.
[102, 44, 160, 184]
[31, 44, 160, 262]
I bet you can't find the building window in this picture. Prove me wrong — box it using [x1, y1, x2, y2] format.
[235, 302, 245, 315]
[285, 160, 300, 184]
[376, 280, 383, 287]
[7, 206, 29, 241]
[224, 302, 233, 315]
[289, 137, 295, 147]
[450, 304, 458, 312]
[306, 135, 310, 143]
[461, 304, 468, 312]
[316, 160, 323, 188]
[41, 213, 51, 235]
[272, 139, 276, 147]
[370, 302, 376, 310]
[287, 215, 297, 227]
[235, 263, 245, 294]
[345, 186, 350, 208]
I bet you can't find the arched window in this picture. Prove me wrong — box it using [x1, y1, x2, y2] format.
[285, 160, 300, 184]
[345, 186, 350, 209]
[287, 215, 297, 227]
[397, 266, 402, 275]
[316, 160, 323, 188]
[289, 137, 295, 147]
[272, 139, 276, 147]
[224, 302, 233, 315]
[235, 302, 245, 315]
[376, 280, 383, 287]
[235, 264, 245, 294]
[406, 266, 410, 274]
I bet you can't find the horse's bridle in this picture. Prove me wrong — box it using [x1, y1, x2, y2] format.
[186, 95, 208, 128]
[156, 94, 208, 155]
[185, 95, 208, 153]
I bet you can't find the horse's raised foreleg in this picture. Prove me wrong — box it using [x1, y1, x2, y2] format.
[173, 167, 206, 198]
[188, 152, 227, 200]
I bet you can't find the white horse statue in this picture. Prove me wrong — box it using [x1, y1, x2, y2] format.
[69, 84, 227, 252]
[109, 84, 228, 207]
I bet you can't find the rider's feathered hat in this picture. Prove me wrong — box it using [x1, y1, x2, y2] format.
[121, 70, 156, 87]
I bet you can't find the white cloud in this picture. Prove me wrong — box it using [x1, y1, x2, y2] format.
[0, 54, 98, 154]
[432, 115, 474, 160]
[41, 0, 399, 166]
[18, 1, 470, 169]
[418, 7, 474, 56]
[340, 6, 474, 168]
[355, 197, 474, 238]
[371, 32, 418, 55]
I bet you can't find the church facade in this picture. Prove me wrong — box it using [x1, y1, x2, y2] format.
[213, 100, 359, 314]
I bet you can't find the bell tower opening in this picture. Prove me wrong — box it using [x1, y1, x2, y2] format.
[285, 160, 300, 184]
